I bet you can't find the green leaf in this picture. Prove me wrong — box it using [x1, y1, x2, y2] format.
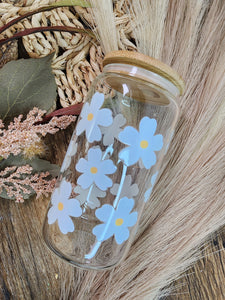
[0, 53, 57, 123]
[0, 154, 60, 177]
[28, 157, 60, 177]
[49, 0, 91, 8]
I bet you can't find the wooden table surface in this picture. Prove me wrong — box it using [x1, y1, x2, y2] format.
[0, 126, 225, 300]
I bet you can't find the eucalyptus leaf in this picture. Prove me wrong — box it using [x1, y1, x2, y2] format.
[29, 157, 60, 177]
[0, 53, 57, 123]
[0, 154, 60, 177]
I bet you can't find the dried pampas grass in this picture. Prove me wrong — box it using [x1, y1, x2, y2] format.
[127, 0, 169, 59]
[59, 0, 225, 299]
[89, 0, 118, 53]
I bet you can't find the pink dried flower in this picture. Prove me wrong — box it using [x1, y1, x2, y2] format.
[0, 165, 57, 203]
[0, 107, 76, 159]
[0, 107, 76, 202]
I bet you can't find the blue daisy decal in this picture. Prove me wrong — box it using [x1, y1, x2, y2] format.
[47, 179, 82, 234]
[76, 92, 113, 143]
[75, 147, 117, 191]
[92, 197, 138, 245]
[118, 116, 163, 169]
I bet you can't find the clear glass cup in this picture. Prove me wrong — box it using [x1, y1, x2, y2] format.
[43, 51, 184, 270]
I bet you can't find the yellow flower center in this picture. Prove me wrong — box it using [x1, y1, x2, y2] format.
[58, 202, 64, 211]
[140, 140, 149, 149]
[87, 113, 94, 121]
[115, 218, 124, 226]
[90, 167, 98, 174]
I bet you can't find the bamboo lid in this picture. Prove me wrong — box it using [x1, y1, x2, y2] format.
[103, 51, 185, 96]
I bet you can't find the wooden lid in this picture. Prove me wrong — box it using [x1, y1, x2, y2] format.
[103, 51, 185, 96]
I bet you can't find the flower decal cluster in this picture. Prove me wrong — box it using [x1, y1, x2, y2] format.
[48, 92, 164, 258]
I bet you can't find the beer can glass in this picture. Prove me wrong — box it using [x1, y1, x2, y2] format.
[43, 51, 184, 270]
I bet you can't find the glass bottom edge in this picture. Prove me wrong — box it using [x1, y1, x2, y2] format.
[43, 239, 120, 271]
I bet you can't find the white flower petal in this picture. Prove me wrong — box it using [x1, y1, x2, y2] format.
[99, 159, 117, 175]
[86, 124, 102, 143]
[77, 173, 94, 189]
[92, 223, 115, 242]
[76, 158, 89, 173]
[119, 146, 140, 166]
[51, 188, 60, 205]
[114, 227, 130, 244]
[64, 199, 82, 218]
[80, 102, 90, 118]
[58, 216, 75, 234]
[95, 174, 113, 191]
[47, 206, 58, 224]
[97, 108, 113, 127]
[76, 117, 87, 136]
[118, 126, 139, 146]
[60, 179, 72, 199]
[88, 147, 102, 162]
[90, 92, 104, 110]
[139, 117, 157, 137]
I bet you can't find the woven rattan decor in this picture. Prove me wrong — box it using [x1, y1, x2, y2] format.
[0, 0, 136, 107]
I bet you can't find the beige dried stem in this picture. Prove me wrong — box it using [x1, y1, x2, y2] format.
[59, 0, 225, 299]
[89, 0, 118, 54]
[127, 0, 169, 59]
